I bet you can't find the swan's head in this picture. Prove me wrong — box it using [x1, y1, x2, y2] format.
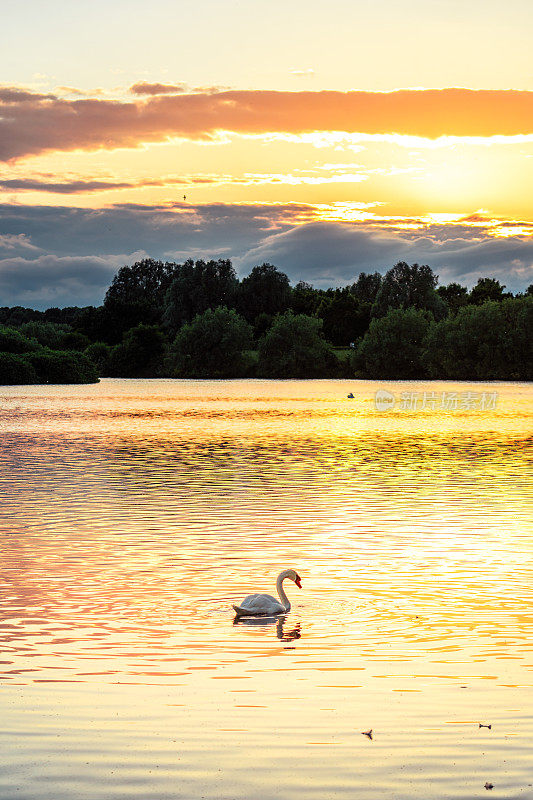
[288, 569, 302, 589]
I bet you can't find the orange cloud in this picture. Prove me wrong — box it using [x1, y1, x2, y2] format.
[1, 86, 532, 161]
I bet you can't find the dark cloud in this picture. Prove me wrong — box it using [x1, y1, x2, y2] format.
[0, 203, 531, 308]
[129, 81, 187, 95]
[0, 178, 136, 194]
[426, 234, 533, 287]
[0, 253, 140, 308]
[0, 202, 304, 259]
[236, 222, 402, 284]
[0, 87, 55, 103]
[1, 86, 533, 161]
[0, 233, 43, 260]
[0, 173, 282, 194]
[0, 203, 305, 306]
[237, 221, 533, 290]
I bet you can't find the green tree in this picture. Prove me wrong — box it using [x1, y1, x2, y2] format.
[350, 271, 383, 304]
[28, 349, 99, 384]
[73, 306, 110, 342]
[290, 281, 323, 316]
[423, 296, 532, 380]
[257, 311, 337, 378]
[0, 325, 39, 354]
[237, 263, 291, 323]
[0, 306, 43, 327]
[171, 306, 253, 378]
[164, 259, 238, 334]
[353, 307, 432, 379]
[252, 312, 274, 340]
[437, 282, 468, 314]
[85, 342, 112, 376]
[108, 324, 167, 378]
[19, 321, 66, 348]
[104, 258, 179, 340]
[372, 262, 446, 319]
[317, 290, 369, 345]
[0, 353, 38, 384]
[468, 277, 510, 305]
[19, 321, 89, 351]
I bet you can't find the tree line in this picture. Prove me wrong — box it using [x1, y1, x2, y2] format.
[0, 258, 531, 383]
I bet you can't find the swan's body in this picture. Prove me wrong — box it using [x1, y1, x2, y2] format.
[232, 568, 302, 617]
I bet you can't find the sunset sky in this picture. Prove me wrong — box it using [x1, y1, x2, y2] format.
[1, 0, 533, 307]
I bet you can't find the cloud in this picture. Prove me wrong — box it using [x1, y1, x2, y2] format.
[0, 169, 369, 194]
[236, 221, 533, 290]
[0, 87, 55, 103]
[130, 81, 187, 95]
[236, 223, 401, 284]
[0, 178, 137, 194]
[0, 202, 531, 308]
[0, 200, 307, 263]
[1, 86, 533, 161]
[0, 233, 43, 256]
[0, 253, 144, 308]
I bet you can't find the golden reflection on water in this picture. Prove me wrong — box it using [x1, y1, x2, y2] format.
[0, 379, 532, 800]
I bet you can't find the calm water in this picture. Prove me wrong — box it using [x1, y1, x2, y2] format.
[1, 379, 532, 800]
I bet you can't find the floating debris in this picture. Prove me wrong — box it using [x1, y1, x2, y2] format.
[484, 782, 494, 790]
[361, 729, 373, 739]
[479, 723, 492, 730]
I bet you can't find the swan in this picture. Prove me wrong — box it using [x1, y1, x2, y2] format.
[232, 569, 302, 617]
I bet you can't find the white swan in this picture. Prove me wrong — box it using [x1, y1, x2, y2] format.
[232, 568, 302, 617]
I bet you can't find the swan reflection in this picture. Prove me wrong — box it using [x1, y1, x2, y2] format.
[233, 614, 301, 642]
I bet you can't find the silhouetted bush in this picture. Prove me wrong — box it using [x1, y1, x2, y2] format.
[423, 297, 532, 380]
[0, 352, 38, 384]
[0, 325, 39, 354]
[317, 290, 369, 346]
[19, 321, 89, 351]
[84, 342, 112, 376]
[353, 307, 432, 379]
[171, 306, 253, 378]
[27, 349, 99, 384]
[108, 324, 167, 378]
[257, 312, 337, 378]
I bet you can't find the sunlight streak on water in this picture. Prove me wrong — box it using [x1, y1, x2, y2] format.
[0, 380, 532, 799]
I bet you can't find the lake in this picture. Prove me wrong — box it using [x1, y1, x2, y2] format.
[0, 379, 532, 800]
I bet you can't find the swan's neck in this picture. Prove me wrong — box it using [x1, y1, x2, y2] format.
[276, 570, 292, 611]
